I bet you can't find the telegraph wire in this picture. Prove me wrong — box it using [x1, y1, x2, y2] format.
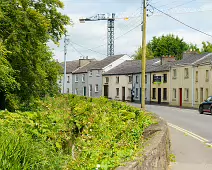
[149, 4, 212, 38]
[69, 40, 107, 56]
[69, 42, 85, 57]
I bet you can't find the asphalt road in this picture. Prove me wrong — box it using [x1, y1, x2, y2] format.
[130, 103, 212, 170]
[131, 104, 212, 143]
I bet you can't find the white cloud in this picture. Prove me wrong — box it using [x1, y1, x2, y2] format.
[51, 0, 212, 62]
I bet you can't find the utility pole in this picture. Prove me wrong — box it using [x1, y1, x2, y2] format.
[63, 33, 69, 94]
[141, 0, 147, 109]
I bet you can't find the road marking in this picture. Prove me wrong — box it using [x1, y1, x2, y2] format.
[167, 123, 212, 147]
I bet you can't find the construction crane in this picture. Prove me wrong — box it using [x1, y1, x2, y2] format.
[79, 13, 116, 56]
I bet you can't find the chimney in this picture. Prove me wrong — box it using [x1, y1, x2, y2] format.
[79, 56, 93, 67]
[161, 56, 176, 65]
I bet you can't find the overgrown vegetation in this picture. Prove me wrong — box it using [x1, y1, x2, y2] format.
[0, 95, 154, 169]
[0, 0, 70, 111]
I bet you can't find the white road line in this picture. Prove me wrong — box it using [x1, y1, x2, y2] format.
[167, 123, 212, 147]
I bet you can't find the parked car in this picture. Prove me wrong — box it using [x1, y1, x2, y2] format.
[199, 96, 212, 114]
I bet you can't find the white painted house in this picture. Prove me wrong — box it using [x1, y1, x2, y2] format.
[58, 58, 94, 94]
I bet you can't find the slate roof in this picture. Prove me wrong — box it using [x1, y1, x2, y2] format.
[60, 60, 80, 74]
[103, 58, 160, 75]
[193, 53, 212, 65]
[73, 54, 126, 74]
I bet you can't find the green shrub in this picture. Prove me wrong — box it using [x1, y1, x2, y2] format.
[0, 95, 155, 170]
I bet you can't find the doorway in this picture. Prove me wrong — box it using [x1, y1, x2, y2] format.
[200, 88, 203, 102]
[122, 87, 125, 101]
[179, 88, 182, 107]
[104, 85, 109, 98]
[83, 87, 86, 96]
[158, 88, 161, 104]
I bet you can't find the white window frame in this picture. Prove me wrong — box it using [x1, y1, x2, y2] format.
[105, 77, 109, 83]
[136, 76, 138, 83]
[116, 76, 119, 84]
[184, 88, 189, 101]
[89, 84, 92, 97]
[89, 71, 92, 77]
[67, 76, 70, 83]
[95, 84, 99, 92]
[75, 88, 78, 95]
[75, 75, 78, 82]
[173, 69, 177, 79]
[116, 88, 119, 97]
[173, 89, 176, 99]
[96, 70, 100, 77]
[206, 70, 209, 82]
[184, 68, 189, 78]
[82, 74, 85, 82]
[135, 88, 139, 98]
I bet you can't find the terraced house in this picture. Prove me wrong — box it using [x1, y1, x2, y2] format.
[58, 58, 94, 93]
[150, 56, 176, 105]
[169, 52, 212, 108]
[72, 54, 131, 97]
[102, 59, 160, 103]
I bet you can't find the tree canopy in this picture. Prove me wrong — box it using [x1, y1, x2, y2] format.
[0, 0, 70, 110]
[134, 34, 212, 60]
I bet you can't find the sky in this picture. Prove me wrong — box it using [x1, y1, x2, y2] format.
[50, 0, 212, 62]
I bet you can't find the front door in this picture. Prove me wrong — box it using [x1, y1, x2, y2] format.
[122, 87, 125, 101]
[83, 87, 86, 96]
[104, 85, 109, 98]
[158, 88, 161, 104]
[179, 88, 182, 107]
[0, 91, 5, 110]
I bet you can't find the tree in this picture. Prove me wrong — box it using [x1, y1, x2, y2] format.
[147, 34, 189, 60]
[133, 44, 154, 60]
[202, 41, 212, 53]
[0, 0, 70, 109]
[187, 43, 200, 53]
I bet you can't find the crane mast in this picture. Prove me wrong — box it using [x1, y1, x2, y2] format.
[79, 13, 115, 56]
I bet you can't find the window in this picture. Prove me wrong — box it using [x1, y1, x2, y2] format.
[163, 74, 167, 83]
[128, 88, 132, 98]
[206, 70, 209, 82]
[95, 84, 99, 92]
[116, 88, 119, 97]
[89, 85, 92, 97]
[59, 78, 62, 83]
[196, 71, 198, 82]
[136, 88, 139, 98]
[184, 88, 189, 101]
[163, 88, 167, 100]
[105, 77, 109, 83]
[153, 88, 156, 99]
[75, 75, 78, 82]
[173, 69, 177, 79]
[173, 89, 176, 99]
[116, 76, 119, 84]
[206, 88, 209, 98]
[75, 88, 78, 95]
[96, 70, 100, 76]
[184, 68, 189, 78]
[89, 71, 92, 77]
[67, 76, 70, 83]
[145, 88, 147, 99]
[129, 76, 132, 83]
[145, 75, 147, 84]
[67, 88, 70, 94]
[136, 76, 138, 83]
[82, 74, 85, 82]
[195, 88, 198, 101]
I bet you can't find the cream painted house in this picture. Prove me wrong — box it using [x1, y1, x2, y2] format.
[193, 54, 212, 108]
[102, 60, 139, 101]
[169, 52, 212, 108]
[150, 63, 174, 105]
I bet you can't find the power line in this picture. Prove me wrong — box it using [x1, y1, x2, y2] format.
[69, 42, 85, 57]
[69, 41, 107, 56]
[149, 4, 212, 38]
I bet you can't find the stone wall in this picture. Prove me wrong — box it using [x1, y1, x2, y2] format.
[116, 115, 170, 170]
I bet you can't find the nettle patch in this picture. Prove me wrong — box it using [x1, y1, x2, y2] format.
[0, 95, 154, 170]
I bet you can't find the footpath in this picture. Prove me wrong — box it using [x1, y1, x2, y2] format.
[169, 127, 212, 170]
